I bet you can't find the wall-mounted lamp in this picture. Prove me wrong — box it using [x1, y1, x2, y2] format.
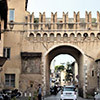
[0, 21, 14, 34]
[9, 21, 14, 30]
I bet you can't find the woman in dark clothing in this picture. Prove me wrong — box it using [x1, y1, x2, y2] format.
[38, 84, 42, 100]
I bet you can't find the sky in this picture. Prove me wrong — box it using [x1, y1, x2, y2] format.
[27, 0, 100, 18]
[50, 54, 75, 71]
[52, 54, 75, 66]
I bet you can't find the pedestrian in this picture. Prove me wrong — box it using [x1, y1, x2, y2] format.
[54, 85, 57, 95]
[37, 84, 42, 100]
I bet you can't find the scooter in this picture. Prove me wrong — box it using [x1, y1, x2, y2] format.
[11, 89, 21, 98]
[0, 89, 21, 100]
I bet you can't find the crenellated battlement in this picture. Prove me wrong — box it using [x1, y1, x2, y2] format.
[23, 11, 100, 31]
[8, 11, 100, 31]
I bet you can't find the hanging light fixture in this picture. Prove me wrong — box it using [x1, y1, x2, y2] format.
[9, 21, 14, 30]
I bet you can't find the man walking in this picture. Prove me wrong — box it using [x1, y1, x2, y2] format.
[38, 84, 42, 100]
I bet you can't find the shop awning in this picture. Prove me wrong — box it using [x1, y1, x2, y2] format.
[0, 56, 7, 67]
[21, 52, 42, 59]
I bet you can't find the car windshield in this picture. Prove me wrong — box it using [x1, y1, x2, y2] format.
[63, 87, 75, 91]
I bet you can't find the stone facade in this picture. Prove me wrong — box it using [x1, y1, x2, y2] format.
[0, 19, 4, 57]
[1, 0, 100, 97]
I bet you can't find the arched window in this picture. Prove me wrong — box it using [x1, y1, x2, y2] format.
[63, 33, 68, 37]
[29, 33, 34, 41]
[29, 33, 34, 37]
[83, 33, 88, 40]
[83, 33, 88, 38]
[63, 33, 68, 42]
[77, 33, 81, 41]
[57, 33, 61, 41]
[50, 33, 54, 42]
[36, 33, 41, 42]
[92, 70, 94, 77]
[90, 33, 95, 41]
[43, 33, 48, 42]
[97, 33, 100, 40]
[70, 33, 75, 41]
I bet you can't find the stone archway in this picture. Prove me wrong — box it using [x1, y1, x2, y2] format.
[44, 44, 85, 96]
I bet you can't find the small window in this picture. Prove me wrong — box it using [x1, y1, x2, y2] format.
[5, 74, 15, 87]
[92, 70, 94, 77]
[3, 48, 11, 59]
[9, 9, 15, 21]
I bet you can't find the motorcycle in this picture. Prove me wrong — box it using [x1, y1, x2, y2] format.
[0, 91, 3, 100]
[11, 89, 21, 98]
[50, 87, 55, 95]
[0, 89, 21, 100]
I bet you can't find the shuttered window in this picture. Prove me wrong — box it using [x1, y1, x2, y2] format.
[3, 47, 11, 59]
[9, 9, 15, 21]
[5, 74, 15, 87]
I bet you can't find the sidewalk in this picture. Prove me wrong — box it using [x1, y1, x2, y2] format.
[78, 97, 94, 100]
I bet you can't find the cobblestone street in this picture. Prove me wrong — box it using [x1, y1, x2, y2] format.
[16, 92, 94, 100]
[44, 92, 94, 100]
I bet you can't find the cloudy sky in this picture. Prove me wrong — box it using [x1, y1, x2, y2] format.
[27, 0, 100, 18]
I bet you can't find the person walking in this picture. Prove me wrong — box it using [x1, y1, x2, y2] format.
[54, 85, 57, 95]
[38, 84, 42, 100]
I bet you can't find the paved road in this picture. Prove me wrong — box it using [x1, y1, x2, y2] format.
[16, 92, 94, 100]
[44, 92, 94, 100]
[44, 96, 94, 100]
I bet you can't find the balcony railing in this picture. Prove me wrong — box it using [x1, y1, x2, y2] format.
[5, 21, 100, 32]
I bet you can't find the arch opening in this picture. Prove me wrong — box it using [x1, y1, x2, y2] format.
[50, 54, 78, 87]
[44, 45, 84, 97]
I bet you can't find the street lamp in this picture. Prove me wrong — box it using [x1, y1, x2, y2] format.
[0, 21, 14, 34]
[9, 21, 14, 30]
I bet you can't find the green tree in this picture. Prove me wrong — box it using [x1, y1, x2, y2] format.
[55, 65, 65, 72]
[34, 18, 39, 23]
[92, 18, 96, 23]
[65, 62, 74, 82]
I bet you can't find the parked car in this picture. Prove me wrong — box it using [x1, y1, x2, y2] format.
[60, 85, 77, 100]
[94, 91, 100, 100]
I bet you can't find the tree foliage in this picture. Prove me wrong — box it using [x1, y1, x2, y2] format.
[34, 18, 39, 23]
[65, 62, 74, 82]
[55, 65, 65, 72]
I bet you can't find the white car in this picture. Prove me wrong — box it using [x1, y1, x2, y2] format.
[94, 92, 100, 100]
[60, 85, 77, 100]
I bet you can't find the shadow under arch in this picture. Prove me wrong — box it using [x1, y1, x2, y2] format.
[45, 44, 84, 56]
[44, 44, 85, 97]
